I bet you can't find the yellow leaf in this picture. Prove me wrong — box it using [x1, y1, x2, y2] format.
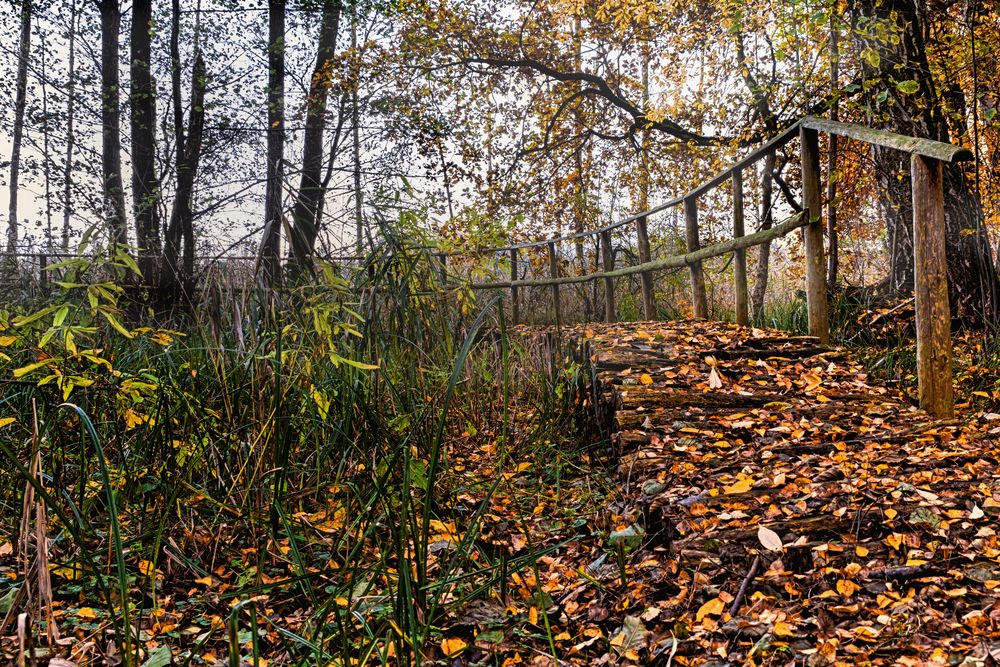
[855, 545, 869, 557]
[885, 508, 898, 520]
[76, 607, 98, 620]
[441, 638, 467, 657]
[773, 621, 793, 637]
[639, 373, 653, 385]
[0, 335, 16, 346]
[528, 606, 539, 625]
[0, 417, 15, 429]
[836, 579, 860, 597]
[138, 560, 157, 577]
[885, 533, 903, 550]
[195, 575, 214, 586]
[695, 597, 724, 622]
[723, 477, 753, 494]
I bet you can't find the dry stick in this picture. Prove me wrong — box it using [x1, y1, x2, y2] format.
[728, 555, 761, 617]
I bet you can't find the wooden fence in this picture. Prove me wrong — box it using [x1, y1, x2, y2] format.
[455, 116, 971, 419]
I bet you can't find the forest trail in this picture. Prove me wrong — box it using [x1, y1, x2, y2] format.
[541, 320, 1000, 663]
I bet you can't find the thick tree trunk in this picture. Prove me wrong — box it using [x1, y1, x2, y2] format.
[99, 0, 128, 245]
[289, 0, 342, 276]
[261, 0, 286, 285]
[853, 0, 999, 321]
[7, 0, 31, 253]
[130, 0, 161, 279]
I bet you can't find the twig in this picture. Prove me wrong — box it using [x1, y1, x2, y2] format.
[729, 555, 761, 616]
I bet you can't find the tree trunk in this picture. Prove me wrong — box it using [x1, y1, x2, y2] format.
[99, 0, 128, 245]
[351, 11, 363, 255]
[826, 7, 839, 289]
[852, 0, 999, 321]
[130, 0, 161, 279]
[261, 0, 286, 285]
[289, 0, 342, 276]
[62, 0, 77, 252]
[7, 0, 31, 253]
[165, 54, 207, 296]
[751, 151, 776, 320]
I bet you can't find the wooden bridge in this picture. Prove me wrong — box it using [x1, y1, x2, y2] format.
[447, 116, 971, 420]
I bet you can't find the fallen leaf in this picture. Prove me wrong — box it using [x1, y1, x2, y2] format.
[757, 525, 783, 552]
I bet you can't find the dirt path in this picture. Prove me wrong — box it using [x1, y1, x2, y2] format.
[552, 320, 1000, 665]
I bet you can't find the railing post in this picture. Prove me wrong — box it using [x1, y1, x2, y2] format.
[509, 247, 520, 326]
[548, 241, 560, 328]
[911, 154, 953, 418]
[684, 196, 709, 319]
[437, 253, 448, 287]
[634, 215, 656, 319]
[38, 253, 48, 293]
[732, 170, 749, 325]
[600, 229, 616, 323]
[799, 126, 830, 342]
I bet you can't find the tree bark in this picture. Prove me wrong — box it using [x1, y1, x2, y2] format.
[130, 0, 162, 279]
[165, 53, 206, 296]
[61, 0, 77, 252]
[7, 0, 31, 253]
[261, 0, 286, 285]
[751, 151, 776, 320]
[99, 0, 128, 245]
[289, 0, 342, 276]
[852, 0, 998, 321]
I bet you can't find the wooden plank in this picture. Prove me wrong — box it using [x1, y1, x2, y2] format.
[471, 211, 806, 290]
[911, 154, 953, 418]
[732, 170, 749, 325]
[635, 215, 655, 319]
[800, 126, 830, 343]
[684, 196, 709, 319]
[601, 229, 616, 323]
[548, 241, 561, 328]
[510, 247, 519, 325]
[803, 116, 972, 163]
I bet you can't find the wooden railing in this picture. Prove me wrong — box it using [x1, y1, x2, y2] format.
[454, 115, 972, 419]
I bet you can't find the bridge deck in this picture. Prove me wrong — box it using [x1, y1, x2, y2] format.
[551, 321, 998, 661]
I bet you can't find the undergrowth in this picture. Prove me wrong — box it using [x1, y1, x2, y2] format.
[0, 214, 612, 665]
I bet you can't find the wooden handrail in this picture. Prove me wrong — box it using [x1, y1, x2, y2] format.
[801, 117, 973, 163]
[443, 116, 970, 258]
[470, 211, 806, 290]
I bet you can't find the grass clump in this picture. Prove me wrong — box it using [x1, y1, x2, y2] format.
[0, 214, 609, 665]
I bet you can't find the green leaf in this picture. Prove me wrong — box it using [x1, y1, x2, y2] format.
[896, 79, 919, 95]
[13, 358, 57, 378]
[100, 310, 134, 339]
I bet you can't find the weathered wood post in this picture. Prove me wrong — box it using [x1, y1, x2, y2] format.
[509, 247, 520, 326]
[732, 169, 749, 325]
[600, 229, 616, 323]
[548, 241, 561, 328]
[911, 154, 953, 418]
[683, 195, 709, 319]
[634, 215, 656, 319]
[799, 126, 830, 343]
[437, 253, 448, 287]
[38, 253, 48, 293]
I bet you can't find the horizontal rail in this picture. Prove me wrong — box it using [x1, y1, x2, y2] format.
[446, 116, 971, 258]
[470, 211, 806, 290]
[801, 116, 973, 163]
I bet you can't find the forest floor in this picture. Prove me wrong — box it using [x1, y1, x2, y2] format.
[3, 320, 1000, 666]
[482, 320, 1000, 666]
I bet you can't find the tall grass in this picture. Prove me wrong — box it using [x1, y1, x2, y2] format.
[0, 211, 586, 664]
